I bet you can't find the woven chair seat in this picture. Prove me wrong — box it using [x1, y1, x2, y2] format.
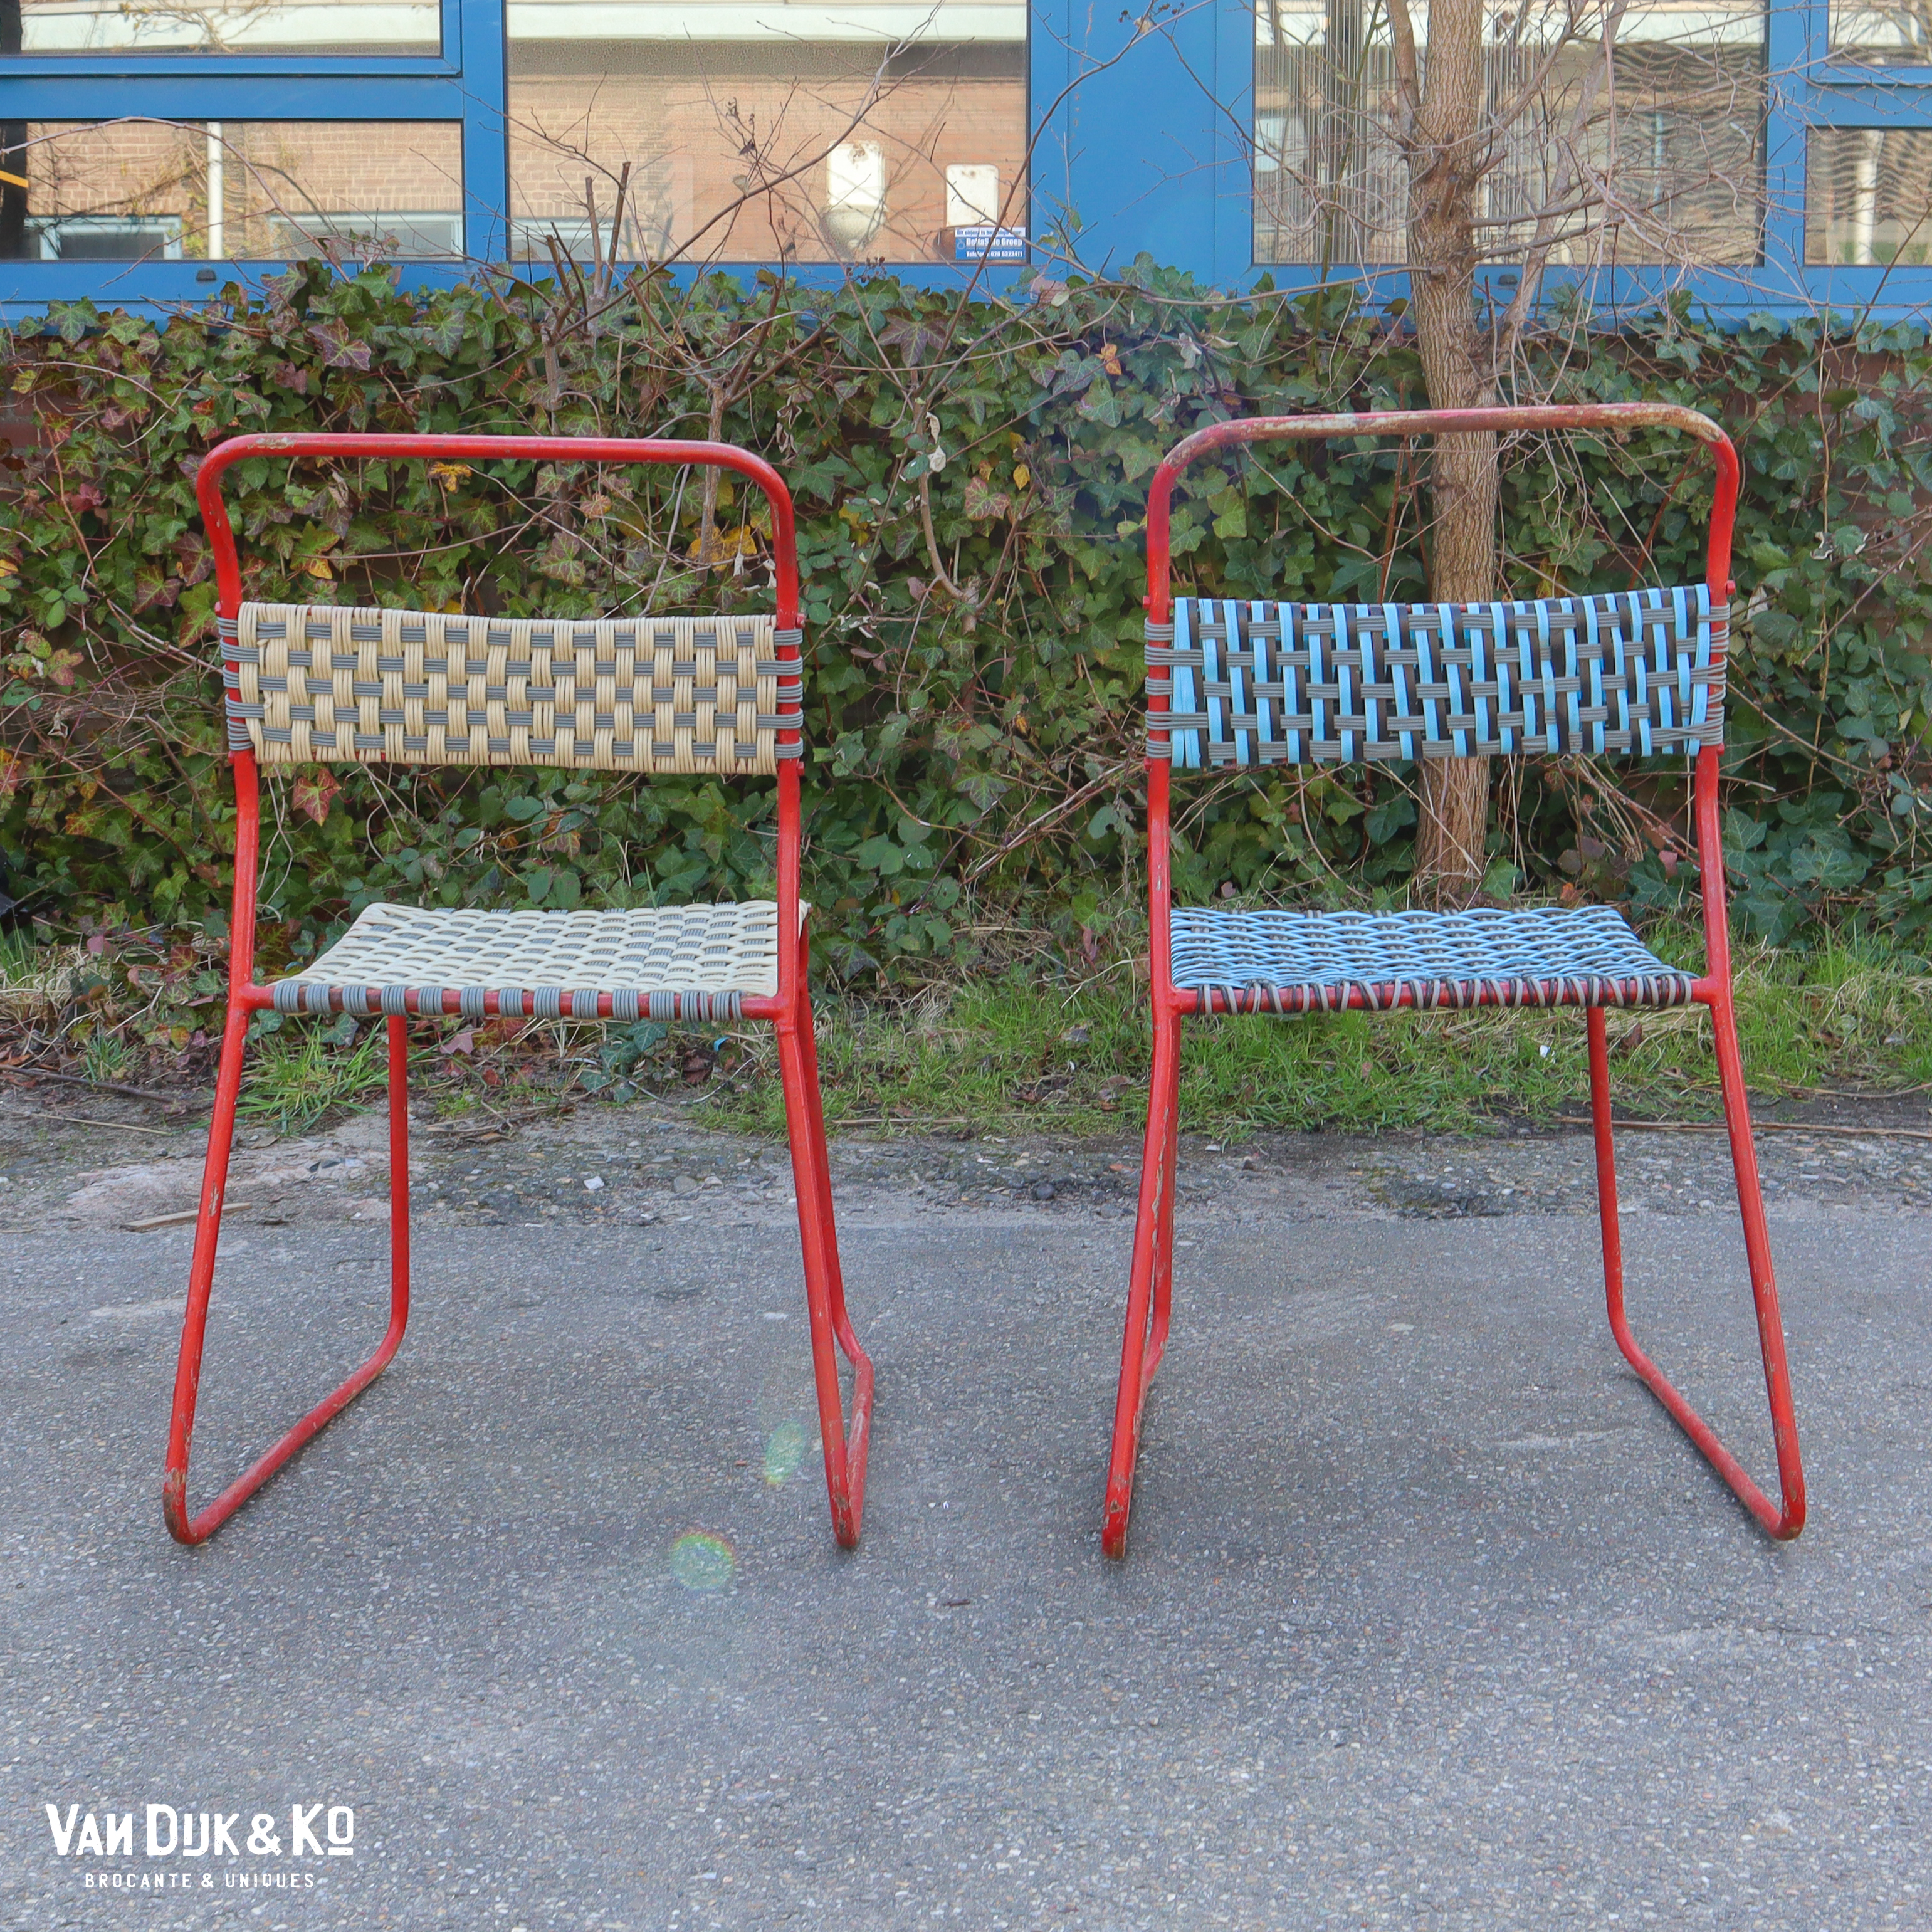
[270, 901, 803, 1022]
[1170, 904, 1698, 1012]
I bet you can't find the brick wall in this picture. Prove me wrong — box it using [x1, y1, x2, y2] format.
[508, 63, 1026, 264]
[20, 66, 1023, 266]
[23, 120, 464, 256]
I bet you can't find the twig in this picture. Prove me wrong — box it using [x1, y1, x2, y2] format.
[419, 1101, 576, 1136]
[962, 761, 1137, 886]
[603, 160, 632, 302]
[11, 1109, 172, 1135]
[827, 1107, 1123, 1128]
[918, 471, 968, 602]
[1555, 1115, 1932, 1142]
[582, 174, 606, 291]
[127, 1203, 254, 1231]
[0, 1064, 182, 1106]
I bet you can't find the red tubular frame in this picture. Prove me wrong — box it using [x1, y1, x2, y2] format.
[165, 434, 873, 1549]
[1103, 402, 1805, 1558]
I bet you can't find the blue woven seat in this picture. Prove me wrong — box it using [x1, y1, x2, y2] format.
[1170, 903, 1696, 1013]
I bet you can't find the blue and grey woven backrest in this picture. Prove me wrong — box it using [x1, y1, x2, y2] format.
[1147, 585, 1726, 767]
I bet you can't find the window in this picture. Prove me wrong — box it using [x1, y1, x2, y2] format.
[28, 213, 183, 258]
[1807, 126, 1932, 260]
[1236, 0, 1932, 303]
[1807, 0, 1932, 285]
[1827, 0, 1932, 66]
[0, 0, 1025, 278]
[5, 1, 1932, 308]
[1, 120, 465, 261]
[1252, 0, 1766, 270]
[14, 0, 442, 56]
[504, 0, 1027, 264]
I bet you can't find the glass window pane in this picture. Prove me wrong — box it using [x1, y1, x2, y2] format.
[1252, 0, 1765, 268]
[1806, 128, 1932, 263]
[506, 1, 1027, 265]
[1828, 1, 1932, 66]
[0, 122, 463, 260]
[9, 0, 439, 55]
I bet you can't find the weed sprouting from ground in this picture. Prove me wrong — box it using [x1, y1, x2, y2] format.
[237, 1024, 391, 1134]
[80, 1029, 135, 1086]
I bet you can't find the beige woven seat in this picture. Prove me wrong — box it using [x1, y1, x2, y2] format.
[270, 901, 806, 1021]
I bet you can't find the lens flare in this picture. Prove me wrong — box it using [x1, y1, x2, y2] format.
[762, 1420, 807, 1487]
[668, 1530, 736, 1592]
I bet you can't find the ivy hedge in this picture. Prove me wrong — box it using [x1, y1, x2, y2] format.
[2, 259, 1930, 984]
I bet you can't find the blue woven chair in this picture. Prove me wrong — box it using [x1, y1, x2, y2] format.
[1103, 402, 1805, 1557]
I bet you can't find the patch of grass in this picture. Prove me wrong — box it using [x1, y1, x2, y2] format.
[80, 1027, 137, 1086]
[0, 927, 38, 979]
[0, 929, 83, 1026]
[703, 927, 1932, 1142]
[238, 1024, 392, 1134]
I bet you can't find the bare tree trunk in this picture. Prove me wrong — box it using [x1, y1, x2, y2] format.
[1394, 0, 1498, 904]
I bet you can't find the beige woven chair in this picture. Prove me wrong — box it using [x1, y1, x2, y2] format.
[164, 431, 873, 1551]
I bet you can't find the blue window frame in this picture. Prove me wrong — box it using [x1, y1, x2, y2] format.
[1072, 0, 1932, 317]
[3, 0, 1929, 313]
[1795, 1, 1932, 289]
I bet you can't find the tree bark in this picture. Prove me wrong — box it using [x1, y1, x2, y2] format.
[1395, 0, 1498, 904]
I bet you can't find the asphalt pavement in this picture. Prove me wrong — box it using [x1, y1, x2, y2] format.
[1, 1093, 1927, 1929]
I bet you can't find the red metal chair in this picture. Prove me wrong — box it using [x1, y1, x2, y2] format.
[166, 433, 873, 1549]
[1105, 402, 1805, 1558]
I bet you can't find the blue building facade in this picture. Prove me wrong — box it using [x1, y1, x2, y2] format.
[2, 0, 1929, 315]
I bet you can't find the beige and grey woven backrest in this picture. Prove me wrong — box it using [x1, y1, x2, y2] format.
[219, 602, 802, 774]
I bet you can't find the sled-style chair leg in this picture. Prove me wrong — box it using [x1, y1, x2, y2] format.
[165, 1013, 412, 1545]
[1103, 1004, 1182, 1558]
[779, 957, 874, 1549]
[1589, 1005, 1805, 1539]
[799, 972, 874, 1494]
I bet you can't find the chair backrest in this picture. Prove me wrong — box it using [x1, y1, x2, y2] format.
[1148, 584, 1726, 769]
[196, 431, 805, 782]
[1141, 402, 1742, 775]
[220, 603, 801, 774]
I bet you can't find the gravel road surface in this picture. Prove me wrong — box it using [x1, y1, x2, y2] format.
[1, 1088, 1926, 1929]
